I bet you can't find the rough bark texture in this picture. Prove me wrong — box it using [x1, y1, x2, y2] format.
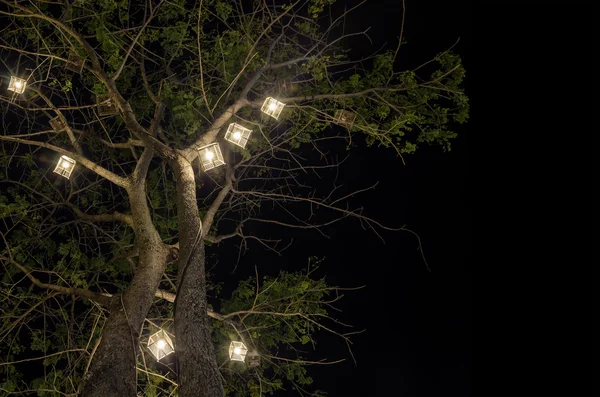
[80, 182, 169, 397]
[174, 160, 224, 397]
[79, 300, 137, 397]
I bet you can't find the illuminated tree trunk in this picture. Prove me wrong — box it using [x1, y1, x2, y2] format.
[174, 160, 224, 397]
[80, 181, 170, 397]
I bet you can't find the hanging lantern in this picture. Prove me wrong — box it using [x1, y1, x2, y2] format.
[334, 110, 357, 130]
[8, 76, 27, 94]
[277, 78, 296, 94]
[261, 97, 285, 120]
[49, 116, 68, 132]
[224, 123, 252, 149]
[53, 155, 76, 179]
[246, 350, 261, 367]
[96, 94, 118, 116]
[65, 53, 85, 74]
[197, 142, 225, 171]
[229, 341, 248, 362]
[148, 330, 174, 361]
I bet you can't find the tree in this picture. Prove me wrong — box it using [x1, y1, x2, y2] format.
[0, 0, 468, 395]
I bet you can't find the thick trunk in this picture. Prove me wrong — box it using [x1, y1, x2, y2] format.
[174, 161, 224, 397]
[80, 183, 169, 397]
[79, 300, 137, 397]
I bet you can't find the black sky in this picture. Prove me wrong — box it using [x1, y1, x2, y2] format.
[256, 1, 474, 395]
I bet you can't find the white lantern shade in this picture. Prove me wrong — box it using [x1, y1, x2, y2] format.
[261, 97, 285, 120]
[53, 155, 76, 179]
[8, 76, 27, 94]
[65, 53, 85, 74]
[97, 94, 118, 116]
[246, 350, 260, 367]
[224, 123, 252, 148]
[229, 341, 248, 362]
[197, 143, 225, 171]
[148, 330, 174, 361]
[49, 116, 68, 132]
[334, 109, 357, 129]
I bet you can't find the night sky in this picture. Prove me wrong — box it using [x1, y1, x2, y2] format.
[219, 1, 473, 396]
[307, 1, 472, 395]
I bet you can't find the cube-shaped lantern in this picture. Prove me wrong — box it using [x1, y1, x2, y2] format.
[8, 76, 27, 94]
[334, 110, 357, 129]
[229, 341, 248, 362]
[246, 350, 261, 367]
[224, 123, 252, 149]
[277, 78, 294, 94]
[53, 155, 76, 179]
[261, 97, 285, 120]
[97, 94, 118, 116]
[65, 53, 85, 74]
[197, 142, 225, 171]
[49, 116, 68, 132]
[148, 330, 174, 361]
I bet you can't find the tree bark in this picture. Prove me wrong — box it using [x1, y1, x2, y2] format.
[80, 183, 169, 397]
[174, 160, 224, 397]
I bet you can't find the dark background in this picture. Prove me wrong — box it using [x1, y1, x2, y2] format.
[311, 1, 472, 395]
[219, 1, 474, 396]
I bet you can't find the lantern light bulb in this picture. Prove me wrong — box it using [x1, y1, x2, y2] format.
[234, 347, 241, 355]
[233, 131, 241, 140]
[205, 151, 214, 160]
[15, 81, 22, 89]
[268, 103, 277, 111]
[62, 161, 71, 168]
[157, 339, 166, 349]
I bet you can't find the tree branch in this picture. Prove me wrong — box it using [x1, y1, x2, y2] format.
[67, 204, 134, 227]
[0, 255, 113, 306]
[0, 135, 129, 188]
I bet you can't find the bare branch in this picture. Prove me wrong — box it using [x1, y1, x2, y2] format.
[0, 134, 129, 188]
[0, 255, 113, 306]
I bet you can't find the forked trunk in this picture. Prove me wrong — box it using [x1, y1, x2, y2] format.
[80, 183, 169, 397]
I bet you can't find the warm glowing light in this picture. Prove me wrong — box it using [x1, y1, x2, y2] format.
[261, 97, 285, 120]
[229, 341, 248, 362]
[53, 155, 76, 179]
[196, 143, 224, 171]
[8, 76, 27, 94]
[225, 123, 252, 148]
[148, 330, 174, 361]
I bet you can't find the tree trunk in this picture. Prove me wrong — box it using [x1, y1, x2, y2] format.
[80, 183, 169, 397]
[79, 299, 137, 397]
[174, 161, 224, 397]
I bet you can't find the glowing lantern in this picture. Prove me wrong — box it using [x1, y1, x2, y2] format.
[334, 110, 357, 130]
[197, 142, 225, 171]
[229, 341, 248, 362]
[49, 116, 68, 132]
[53, 155, 76, 179]
[65, 53, 85, 74]
[261, 97, 285, 120]
[8, 76, 27, 94]
[246, 350, 260, 367]
[148, 330, 174, 361]
[224, 123, 252, 148]
[97, 94, 118, 116]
